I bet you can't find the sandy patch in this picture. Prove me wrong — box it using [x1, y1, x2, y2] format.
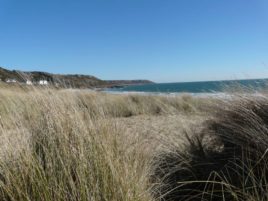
[111, 114, 208, 155]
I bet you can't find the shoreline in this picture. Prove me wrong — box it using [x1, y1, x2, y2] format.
[102, 90, 268, 100]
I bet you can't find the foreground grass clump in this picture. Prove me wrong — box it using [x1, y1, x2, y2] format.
[0, 88, 155, 201]
[151, 95, 268, 201]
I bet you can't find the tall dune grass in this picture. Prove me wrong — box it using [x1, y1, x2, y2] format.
[0, 87, 210, 201]
[2, 86, 268, 201]
[0, 88, 153, 201]
[151, 95, 268, 201]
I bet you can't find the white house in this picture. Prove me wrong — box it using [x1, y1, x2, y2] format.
[6, 79, 17, 83]
[26, 80, 33, 85]
[39, 80, 48, 85]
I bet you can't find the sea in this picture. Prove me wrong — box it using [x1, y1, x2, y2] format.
[106, 79, 268, 95]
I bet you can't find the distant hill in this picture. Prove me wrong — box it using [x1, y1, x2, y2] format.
[0, 67, 153, 88]
[105, 80, 153, 88]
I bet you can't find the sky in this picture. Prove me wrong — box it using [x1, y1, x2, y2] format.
[0, 0, 268, 83]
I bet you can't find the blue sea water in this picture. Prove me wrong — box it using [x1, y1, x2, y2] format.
[108, 79, 268, 93]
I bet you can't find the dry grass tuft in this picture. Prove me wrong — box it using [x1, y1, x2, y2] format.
[151, 95, 268, 201]
[0, 88, 156, 201]
[0, 86, 210, 201]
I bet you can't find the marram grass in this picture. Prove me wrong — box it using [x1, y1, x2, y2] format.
[1, 86, 268, 201]
[0, 88, 155, 201]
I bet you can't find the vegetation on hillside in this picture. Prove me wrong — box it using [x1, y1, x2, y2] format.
[0, 66, 153, 88]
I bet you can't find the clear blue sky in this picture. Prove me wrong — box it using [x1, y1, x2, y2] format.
[0, 0, 268, 82]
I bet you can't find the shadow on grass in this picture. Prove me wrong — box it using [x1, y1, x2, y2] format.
[151, 96, 268, 201]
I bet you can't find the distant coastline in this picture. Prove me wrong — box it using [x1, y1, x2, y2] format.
[0, 66, 153, 89]
[1, 66, 268, 93]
